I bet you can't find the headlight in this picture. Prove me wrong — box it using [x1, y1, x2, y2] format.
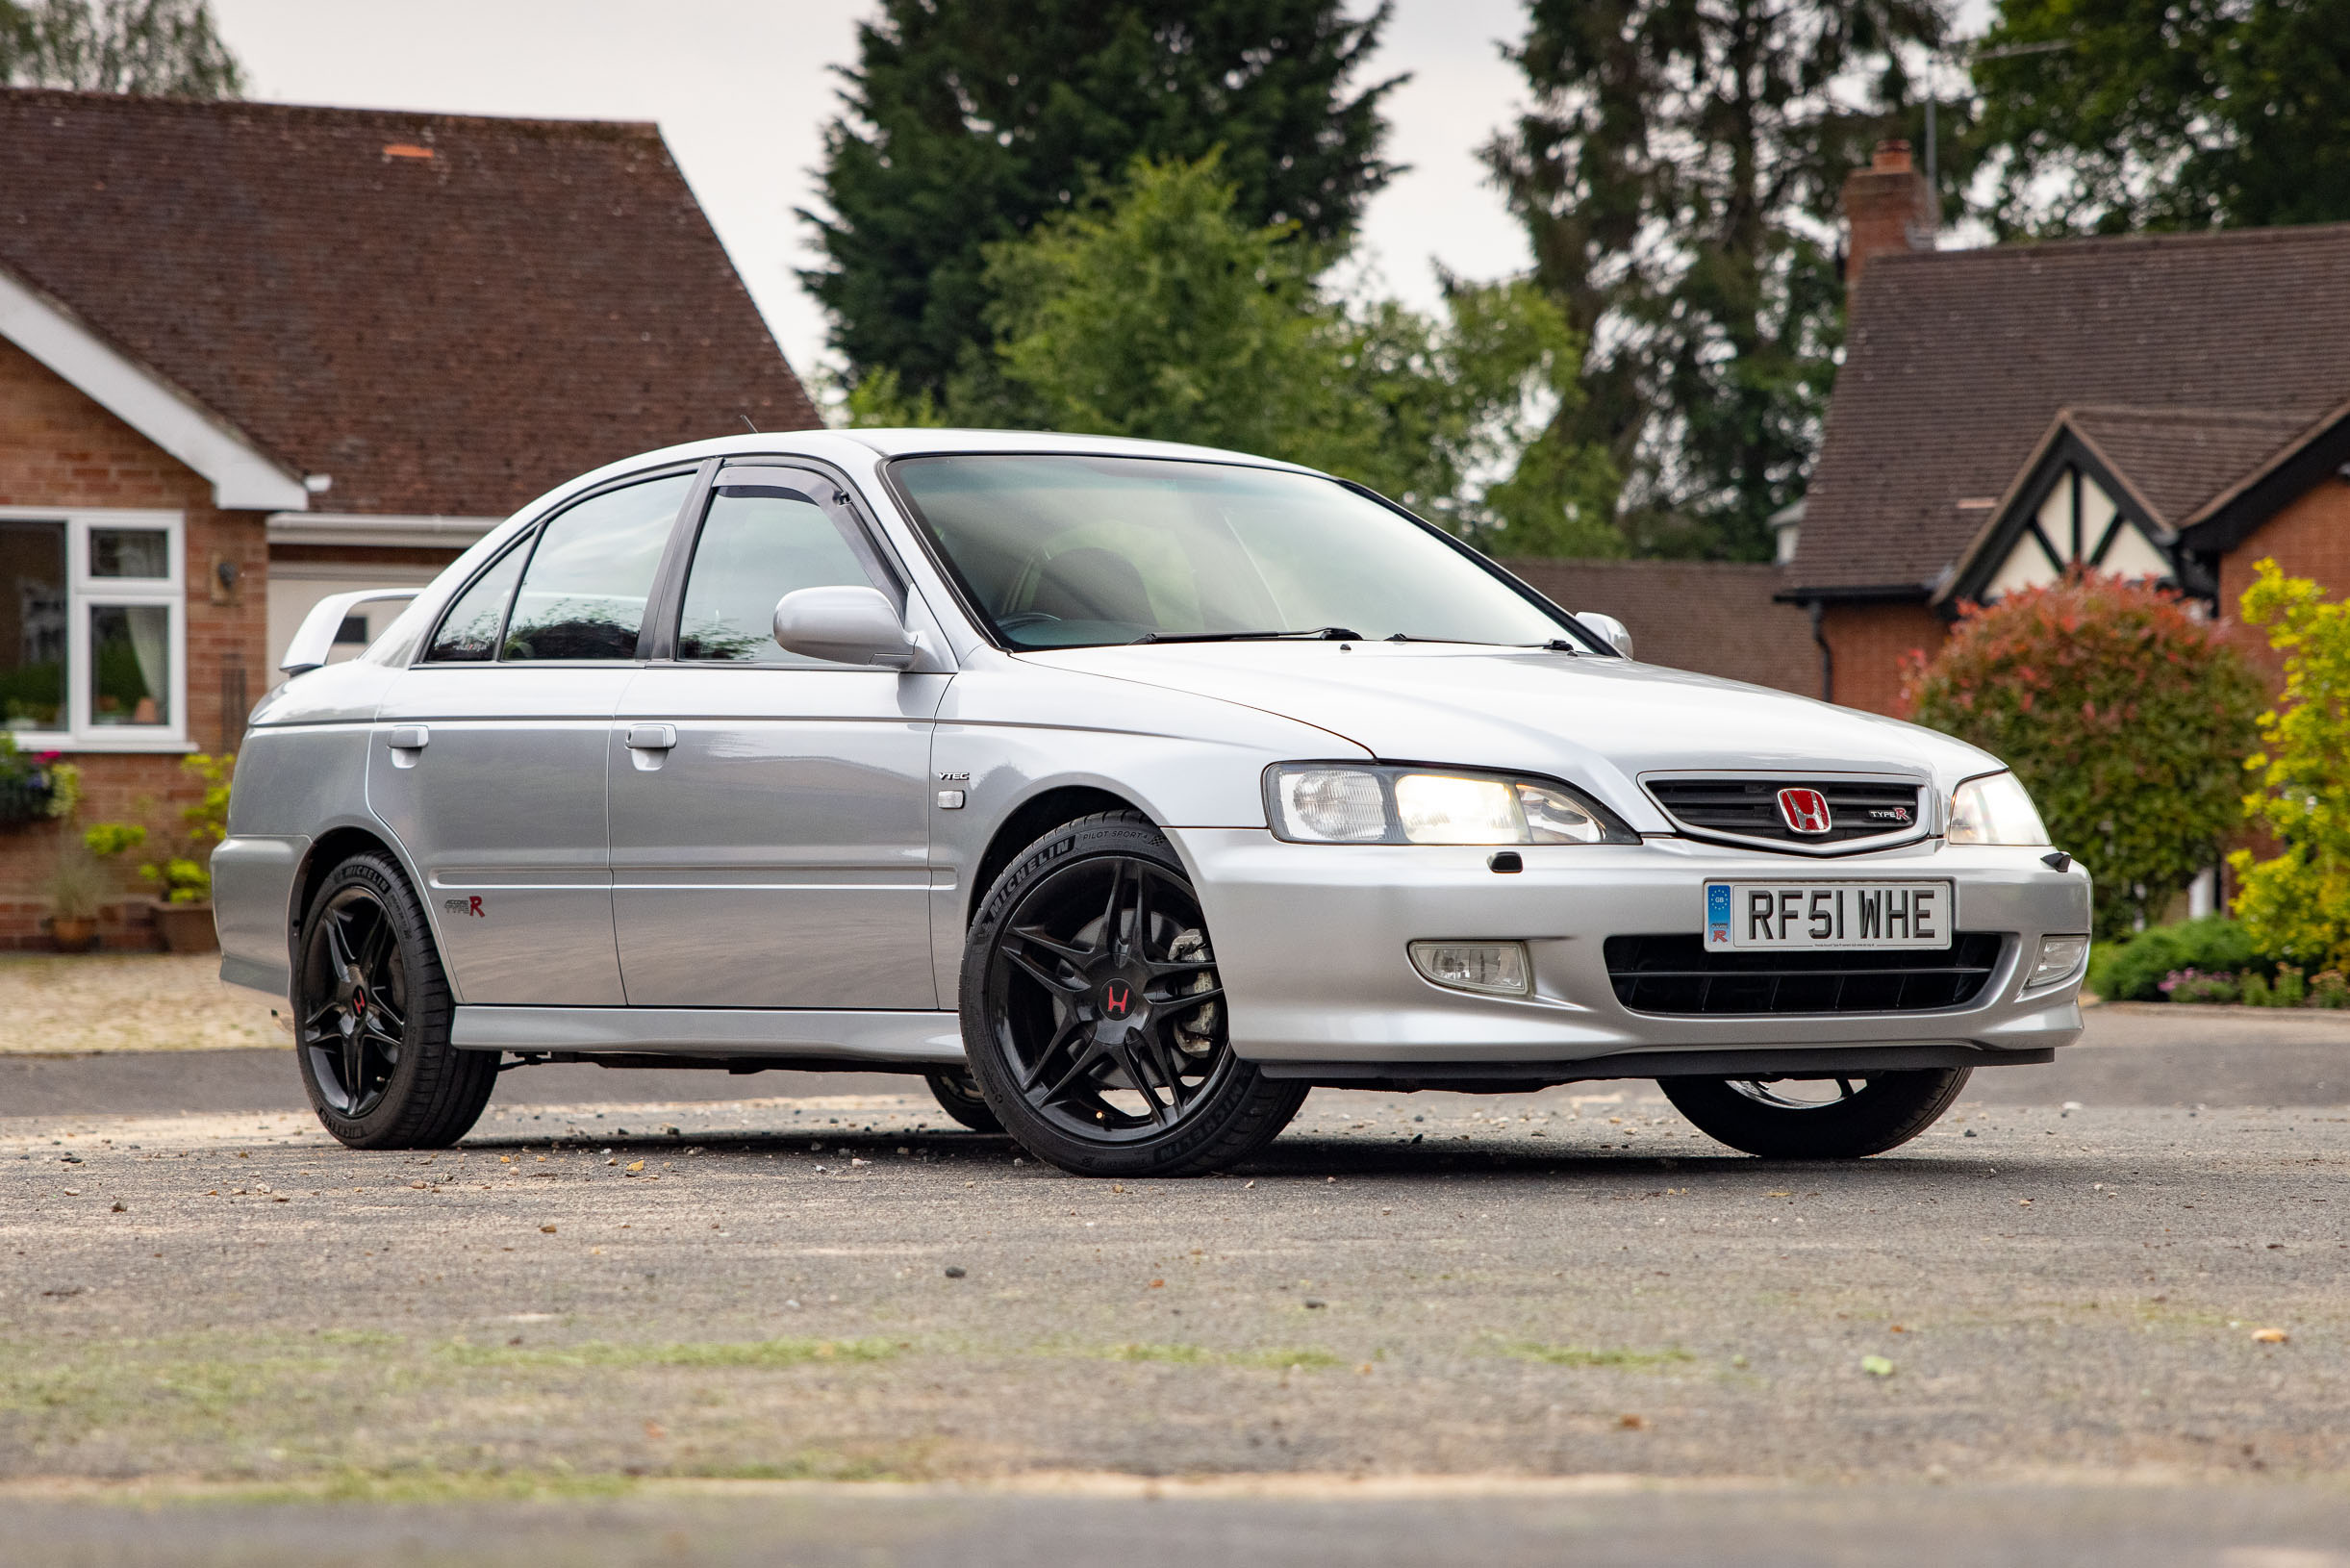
[1946, 771, 2051, 847]
[1266, 764, 1635, 846]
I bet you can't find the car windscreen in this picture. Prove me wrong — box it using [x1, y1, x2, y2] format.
[888, 455, 1588, 651]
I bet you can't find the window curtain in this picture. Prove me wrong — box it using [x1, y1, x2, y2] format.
[125, 603, 170, 722]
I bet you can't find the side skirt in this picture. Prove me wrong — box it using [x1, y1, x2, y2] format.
[449, 1006, 965, 1065]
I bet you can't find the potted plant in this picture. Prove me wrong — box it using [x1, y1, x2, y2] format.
[41, 847, 106, 952]
[88, 752, 232, 953]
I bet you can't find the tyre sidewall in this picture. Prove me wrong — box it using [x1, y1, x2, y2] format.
[294, 851, 474, 1150]
[1659, 1068, 1970, 1159]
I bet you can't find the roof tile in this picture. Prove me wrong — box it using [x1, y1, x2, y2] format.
[0, 89, 820, 517]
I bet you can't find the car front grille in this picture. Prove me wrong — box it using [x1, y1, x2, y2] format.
[1646, 778, 1927, 848]
[1603, 932, 2005, 1016]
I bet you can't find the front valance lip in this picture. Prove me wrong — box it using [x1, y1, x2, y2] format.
[1261, 760, 1642, 847]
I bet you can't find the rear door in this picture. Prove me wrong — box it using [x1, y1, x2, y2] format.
[369, 468, 696, 1005]
[609, 465, 947, 1008]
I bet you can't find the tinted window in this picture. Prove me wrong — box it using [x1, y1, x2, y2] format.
[676, 487, 879, 666]
[891, 456, 1579, 649]
[504, 473, 693, 661]
[425, 538, 528, 662]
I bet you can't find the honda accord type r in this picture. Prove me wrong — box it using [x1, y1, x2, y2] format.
[214, 431, 2091, 1177]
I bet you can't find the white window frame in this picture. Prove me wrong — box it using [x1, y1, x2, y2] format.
[0, 505, 190, 752]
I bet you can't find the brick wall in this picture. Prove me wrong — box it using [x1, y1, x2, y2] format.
[1820, 602, 1948, 717]
[0, 338, 268, 948]
[2219, 476, 2350, 647]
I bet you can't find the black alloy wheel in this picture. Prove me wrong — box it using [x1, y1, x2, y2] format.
[960, 812, 1304, 1177]
[1658, 1067, 1971, 1159]
[293, 850, 495, 1150]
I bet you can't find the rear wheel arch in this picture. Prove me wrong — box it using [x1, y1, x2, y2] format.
[292, 826, 417, 964]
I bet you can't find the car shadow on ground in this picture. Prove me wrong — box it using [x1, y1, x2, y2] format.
[442, 1122, 2129, 1189]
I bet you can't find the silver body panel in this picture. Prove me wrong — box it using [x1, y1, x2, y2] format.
[216, 428, 2090, 1075]
[368, 666, 627, 1005]
[609, 665, 948, 1007]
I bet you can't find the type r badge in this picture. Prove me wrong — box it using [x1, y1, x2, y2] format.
[443, 896, 486, 918]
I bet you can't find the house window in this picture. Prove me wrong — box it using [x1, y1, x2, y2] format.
[0, 508, 185, 749]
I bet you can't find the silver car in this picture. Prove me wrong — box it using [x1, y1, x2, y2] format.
[215, 431, 2090, 1177]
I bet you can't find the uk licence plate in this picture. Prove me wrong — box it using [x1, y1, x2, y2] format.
[1704, 881, 1954, 950]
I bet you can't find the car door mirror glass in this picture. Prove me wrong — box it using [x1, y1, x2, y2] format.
[772, 585, 915, 669]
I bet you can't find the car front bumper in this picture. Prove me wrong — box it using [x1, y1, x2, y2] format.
[1172, 829, 2089, 1072]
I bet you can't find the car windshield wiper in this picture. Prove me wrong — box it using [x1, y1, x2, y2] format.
[1134, 626, 1362, 645]
[1374, 633, 1585, 652]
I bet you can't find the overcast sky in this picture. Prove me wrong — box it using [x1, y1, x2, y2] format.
[206, 0, 1538, 397]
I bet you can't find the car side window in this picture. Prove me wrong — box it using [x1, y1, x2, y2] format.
[675, 483, 887, 666]
[424, 537, 529, 662]
[502, 472, 694, 662]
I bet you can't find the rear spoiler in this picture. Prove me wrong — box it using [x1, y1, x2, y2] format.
[279, 588, 422, 676]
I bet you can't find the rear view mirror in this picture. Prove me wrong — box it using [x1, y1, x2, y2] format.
[772, 585, 916, 669]
[1575, 611, 1633, 659]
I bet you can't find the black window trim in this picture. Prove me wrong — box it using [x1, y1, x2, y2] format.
[646, 458, 910, 669]
[414, 461, 706, 669]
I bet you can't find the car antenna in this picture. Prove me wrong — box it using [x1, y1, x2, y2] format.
[740, 413, 760, 434]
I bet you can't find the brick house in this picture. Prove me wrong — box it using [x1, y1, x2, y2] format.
[1782, 142, 2350, 715]
[1505, 557, 1819, 696]
[0, 88, 817, 947]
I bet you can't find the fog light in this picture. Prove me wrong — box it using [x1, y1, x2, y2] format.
[1408, 941, 1530, 997]
[2030, 934, 2089, 988]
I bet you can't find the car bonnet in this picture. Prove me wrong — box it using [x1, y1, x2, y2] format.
[1012, 642, 2001, 819]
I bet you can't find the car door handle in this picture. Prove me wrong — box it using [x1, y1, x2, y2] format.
[387, 724, 429, 750]
[624, 723, 677, 750]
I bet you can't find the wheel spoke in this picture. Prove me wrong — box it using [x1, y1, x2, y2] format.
[1837, 1078, 1858, 1101]
[1131, 864, 1157, 961]
[1117, 1042, 1171, 1125]
[1144, 955, 1216, 983]
[1020, 1016, 1090, 1093]
[367, 993, 407, 1037]
[303, 998, 343, 1032]
[358, 909, 396, 975]
[1150, 984, 1224, 1015]
[1010, 923, 1095, 968]
[1140, 1024, 1193, 1110]
[1038, 1039, 1105, 1106]
[1003, 941, 1084, 998]
[323, 909, 357, 976]
[341, 1027, 366, 1107]
[1099, 858, 1132, 964]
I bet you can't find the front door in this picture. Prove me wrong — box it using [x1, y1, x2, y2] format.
[368, 469, 695, 1005]
[609, 468, 946, 1008]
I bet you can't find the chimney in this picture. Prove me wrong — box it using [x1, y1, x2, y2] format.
[1842, 139, 1934, 288]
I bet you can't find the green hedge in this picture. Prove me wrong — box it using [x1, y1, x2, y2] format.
[2089, 916, 2264, 1002]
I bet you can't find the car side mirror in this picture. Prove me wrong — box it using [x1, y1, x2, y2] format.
[772, 585, 917, 669]
[1575, 611, 1633, 659]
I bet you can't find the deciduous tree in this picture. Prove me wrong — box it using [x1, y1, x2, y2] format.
[2231, 560, 2350, 971]
[1, 0, 242, 97]
[852, 156, 1620, 555]
[1975, 0, 2350, 235]
[1903, 572, 2263, 941]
